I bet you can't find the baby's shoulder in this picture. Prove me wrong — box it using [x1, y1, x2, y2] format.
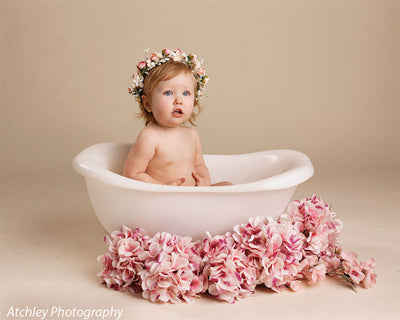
[180, 126, 199, 138]
[136, 124, 160, 144]
[178, 126, 200, 144]
[180, 127, 201, 147]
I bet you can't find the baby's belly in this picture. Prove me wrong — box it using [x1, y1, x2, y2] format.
[147, 163, 197, 186]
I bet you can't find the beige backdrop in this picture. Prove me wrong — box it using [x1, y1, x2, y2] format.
[1, 1, 399, 319]
[1, 0, 398, 180]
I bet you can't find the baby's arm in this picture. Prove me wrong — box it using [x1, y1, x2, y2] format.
[123, 130, 185, 186]
[192, 131, 211, 186]
[123, 130, 161, 184]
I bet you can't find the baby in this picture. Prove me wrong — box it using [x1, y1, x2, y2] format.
[124, 48, 231, 187]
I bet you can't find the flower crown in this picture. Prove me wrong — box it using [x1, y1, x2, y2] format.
[128, 48, 209, 103]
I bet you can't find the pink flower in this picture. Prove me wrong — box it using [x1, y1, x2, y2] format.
[233, 216, 268, 259]
[282, 195, 343, 257]
[162, 48, 172, 56]
[117, 238, 141, 258]
[304, 263, 327, 285]
[360, 258, 377, 288]
[319, 248, 376, 289]
[281, 228, 305, 262]
[172, 49, 184, 61]
[97, 195, 377, 303]
[260, 253, 287, 291]
[289, 280, 302, 291]
[306, 230, 329, 254]
[233, 217, 306, 292]
[202, 233, 258, 303]
[150, 53, 158, 62]
[139, 232, 205, 303]
[348, 265, 365, 284]
[97, 226, 150, 292]
[341, 250, 359, 265]
[137, 61, 146, 70]
[340, 251, 362, 277]
[97, 254, 122, 290]
[320, 255, 341, 272]
[188, 53, 197, 61]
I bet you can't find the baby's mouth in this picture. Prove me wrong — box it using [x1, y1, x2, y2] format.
[172, 108, 183, 115]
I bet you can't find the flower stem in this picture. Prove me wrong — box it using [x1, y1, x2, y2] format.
[326, 272, 358, 292]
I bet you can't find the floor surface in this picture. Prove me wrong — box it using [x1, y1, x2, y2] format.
[1, 170, 399, 320]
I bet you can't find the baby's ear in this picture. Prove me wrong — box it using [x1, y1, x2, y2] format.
[142, 95, 152, 112]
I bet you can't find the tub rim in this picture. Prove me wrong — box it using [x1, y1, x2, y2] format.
[72, 142, 314, 193]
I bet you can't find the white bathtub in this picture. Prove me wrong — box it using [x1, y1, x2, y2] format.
[72, 142, 314, 239]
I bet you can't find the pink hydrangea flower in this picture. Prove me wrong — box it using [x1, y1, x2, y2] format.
[281, 226, 305, 263]
[348, 266, 365, 284]
[341, 250, 359, 267]
[139, 232, 206, 303]
[320, 254, 341, 272]
[338, 250, 377, 288]
[289, 280, 302, 291]
[97, 195, 377, 303]
[305, 262, 327, 285]
[97, 226, 150, 292]
[233, 217, 305, 292]
[201, 233, 258, 303]
[360, 258, 377, 288]
[232, 216, 268, 259]
[282, 194, 343, 256]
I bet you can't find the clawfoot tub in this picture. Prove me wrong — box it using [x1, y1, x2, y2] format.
[72, 142, 314, 239]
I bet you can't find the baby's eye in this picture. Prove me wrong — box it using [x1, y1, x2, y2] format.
[163, 90, 173, 96]
[183, 91, 191, 96]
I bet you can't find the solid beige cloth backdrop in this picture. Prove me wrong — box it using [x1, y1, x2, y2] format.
[1, 0, 398, 181]
[1, 2, 399, 319]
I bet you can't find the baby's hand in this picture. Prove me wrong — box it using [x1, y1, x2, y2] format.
[167, 177, 186, 186]
[192, 172, 210, 187]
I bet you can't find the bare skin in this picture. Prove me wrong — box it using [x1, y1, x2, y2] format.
[124, 123, 210, 186]
[123, 72, 231, 187]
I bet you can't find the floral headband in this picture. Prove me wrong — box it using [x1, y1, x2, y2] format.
[128, 48, 209, 103]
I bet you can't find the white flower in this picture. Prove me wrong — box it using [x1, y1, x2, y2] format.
[147, 61, 155, 69]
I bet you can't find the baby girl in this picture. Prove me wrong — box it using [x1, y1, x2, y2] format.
[124, 48, 231, 187]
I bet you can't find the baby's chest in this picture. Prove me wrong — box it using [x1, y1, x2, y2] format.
[155, 137, 196, 165]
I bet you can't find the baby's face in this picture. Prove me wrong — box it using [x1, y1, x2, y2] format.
[145, 72, 196, 128]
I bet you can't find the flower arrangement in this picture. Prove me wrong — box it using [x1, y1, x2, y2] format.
[97, 195, 377, 304]
[128, 48, 209, 103]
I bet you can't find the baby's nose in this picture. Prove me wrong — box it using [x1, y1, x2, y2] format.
[174, 95, 183, 104]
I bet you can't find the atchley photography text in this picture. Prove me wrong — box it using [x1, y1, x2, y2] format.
[5, 306, 124, 320]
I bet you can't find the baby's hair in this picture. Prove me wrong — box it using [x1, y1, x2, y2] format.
[136, 60, 202, 126]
